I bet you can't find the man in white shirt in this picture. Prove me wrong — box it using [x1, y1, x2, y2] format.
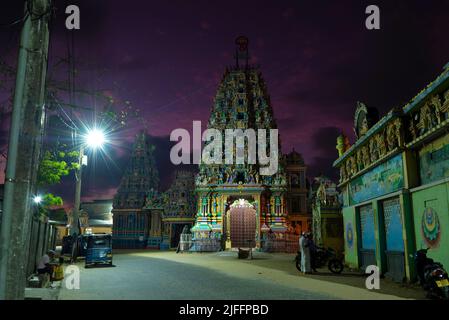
[37, 250, 55, 275]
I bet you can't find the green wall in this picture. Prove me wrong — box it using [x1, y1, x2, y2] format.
[412, 182, 449, 271]
[342, 206, 358, 268]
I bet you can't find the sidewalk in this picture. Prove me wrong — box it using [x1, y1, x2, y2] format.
[25, 280, 62, 300]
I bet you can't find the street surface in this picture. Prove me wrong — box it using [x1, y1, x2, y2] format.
[59, 251, 423, 300]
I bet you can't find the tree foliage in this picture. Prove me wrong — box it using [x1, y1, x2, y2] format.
[37, 193, 64, 218]
[37, 149, 79, 186]
[36, 147, 79, 217]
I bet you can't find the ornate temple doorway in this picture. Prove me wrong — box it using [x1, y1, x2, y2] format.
[225, 199, 257, 249]
[171, 223, 192, 248]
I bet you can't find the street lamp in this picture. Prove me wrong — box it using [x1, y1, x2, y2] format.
[69, 127, 107, 236]
[84, 128, 106, 150]
[33, 195, 42, 204]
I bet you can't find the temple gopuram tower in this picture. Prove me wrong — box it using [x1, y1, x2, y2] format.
[112, 131, 159, 248]
[191, 37, 289, 251]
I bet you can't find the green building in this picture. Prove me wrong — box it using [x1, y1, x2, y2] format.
[333, 63, 449, 282]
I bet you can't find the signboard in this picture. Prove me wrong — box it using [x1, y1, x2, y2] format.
[349, 154, 404, 205]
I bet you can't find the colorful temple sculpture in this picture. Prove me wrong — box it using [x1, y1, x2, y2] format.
[311, 176, 343, 254]
[334, 62, 449, 283]
[190, 38, 310, 253]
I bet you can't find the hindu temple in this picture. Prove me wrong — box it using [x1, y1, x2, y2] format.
[190, 37, 310, 252]
[112, 38, 314, 251]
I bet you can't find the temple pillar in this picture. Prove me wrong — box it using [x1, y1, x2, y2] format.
[255, 193, 261, 248]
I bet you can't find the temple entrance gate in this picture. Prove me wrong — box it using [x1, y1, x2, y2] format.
[227, 199, 257, 249]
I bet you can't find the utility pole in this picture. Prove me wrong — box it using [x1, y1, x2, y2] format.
[69, 145, 83, 236]
[0, 0, 52, 300]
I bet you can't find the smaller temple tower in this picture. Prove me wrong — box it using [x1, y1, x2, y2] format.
[112, 131, 159, 248]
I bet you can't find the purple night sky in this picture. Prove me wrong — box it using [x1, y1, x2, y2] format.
[1, 0, 449, 204]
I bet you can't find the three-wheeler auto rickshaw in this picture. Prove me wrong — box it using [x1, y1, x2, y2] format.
[85, 233, 113, 267]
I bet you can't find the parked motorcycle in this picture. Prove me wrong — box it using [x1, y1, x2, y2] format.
[295, 246, 344, 274]
[412, 248, 449, 299]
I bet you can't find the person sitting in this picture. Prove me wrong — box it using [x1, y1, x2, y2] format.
[37, 250, 56, 277]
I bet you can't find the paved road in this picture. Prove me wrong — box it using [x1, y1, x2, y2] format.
[59, 251, 411, 300]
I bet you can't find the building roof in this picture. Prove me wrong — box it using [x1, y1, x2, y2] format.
[334, 62, 449, 167]
[403, 64, 449, 114]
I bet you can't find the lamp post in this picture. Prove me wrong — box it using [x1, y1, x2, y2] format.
[68, 128, 106, 236]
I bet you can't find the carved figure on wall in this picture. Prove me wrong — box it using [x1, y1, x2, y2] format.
[350, 156, 357, 176]
[345, 159, 352, 179]
[369, 138, 379, 163]
[394, 118, 403, 147]
[361, 146, 370, 169]
[359, 118, 369, 137]
[409, 115, 418, 141]
[376, 131, 387, 157]
[356, 150, 364, 171]
[340, 165, 347, 182]
[418, 103, 438, 135]
[442, 90, 449, 117]
[428, 95, 442, 124]
[386, 123, 397, 151]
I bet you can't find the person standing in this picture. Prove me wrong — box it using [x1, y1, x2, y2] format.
[299, 232, 311, 274]
[307, 233, 318, 272]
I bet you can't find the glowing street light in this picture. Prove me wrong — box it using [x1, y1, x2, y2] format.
[70, 126, 107, 237]
[33, 195, 42, 204]
[84, 128, 106, 150]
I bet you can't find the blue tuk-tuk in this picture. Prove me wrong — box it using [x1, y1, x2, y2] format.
[85, 233, 113, 267]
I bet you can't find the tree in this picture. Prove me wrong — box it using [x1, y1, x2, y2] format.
[36, 193, 63, 219]
[36, 147, 79, 217]
[37, 149, 79, 186]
